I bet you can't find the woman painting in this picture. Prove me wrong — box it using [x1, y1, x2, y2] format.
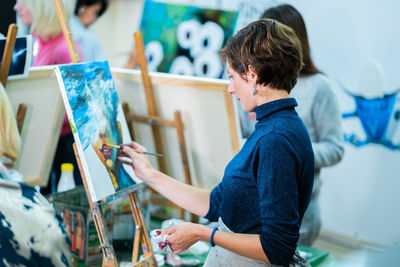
[119, 19, 314, 267]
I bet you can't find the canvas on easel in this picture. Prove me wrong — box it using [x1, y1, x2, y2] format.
[55, 60, 142, 202]
[0, 35, 32, 80]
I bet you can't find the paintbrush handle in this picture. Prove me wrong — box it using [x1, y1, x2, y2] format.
[105, 144, 164, 157]
[140, 151, 164, 157]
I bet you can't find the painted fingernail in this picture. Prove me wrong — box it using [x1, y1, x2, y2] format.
[158, 241, 169, 249]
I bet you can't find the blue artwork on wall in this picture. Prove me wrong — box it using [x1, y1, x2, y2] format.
[341, 86, 400, 150]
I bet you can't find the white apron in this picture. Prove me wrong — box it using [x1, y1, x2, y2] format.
[203, 218, 310, 267]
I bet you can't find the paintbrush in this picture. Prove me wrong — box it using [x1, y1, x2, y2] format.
[105, 144, 164, 157]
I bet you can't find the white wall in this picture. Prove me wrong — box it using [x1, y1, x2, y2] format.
[281, 0, 400, 247]
[90, 0, 400, 246]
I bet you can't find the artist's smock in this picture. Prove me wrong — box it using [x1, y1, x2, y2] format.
[205, 98, 314, 267]
[0, 159, 71, 266]
[204, 218, 310, 267]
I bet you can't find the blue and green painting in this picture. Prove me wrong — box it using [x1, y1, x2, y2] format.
[140, 0, 238, 78]
[57, 61, 140, 201]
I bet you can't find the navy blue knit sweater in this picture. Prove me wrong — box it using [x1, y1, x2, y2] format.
[205, 98, 314, 266]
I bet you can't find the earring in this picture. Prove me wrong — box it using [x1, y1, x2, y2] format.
[252, 84, 257, 96]
[78, 7, 85, 15]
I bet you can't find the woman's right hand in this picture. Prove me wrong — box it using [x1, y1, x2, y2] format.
[117, 142, 155, 182]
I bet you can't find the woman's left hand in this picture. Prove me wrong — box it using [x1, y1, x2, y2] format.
[161, 222, 208, 254]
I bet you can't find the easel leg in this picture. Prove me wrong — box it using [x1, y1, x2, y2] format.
[132, 225, 141, 263]
[16, 103, 27, 133]
[92, 208, 118, 267]
[129, 192, 157, 266]
[73, 143, 118, 267]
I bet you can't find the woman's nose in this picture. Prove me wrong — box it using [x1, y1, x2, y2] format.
[14, 2, 21, 11]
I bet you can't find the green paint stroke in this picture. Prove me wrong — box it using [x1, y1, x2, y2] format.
[69, 119, 78, 134]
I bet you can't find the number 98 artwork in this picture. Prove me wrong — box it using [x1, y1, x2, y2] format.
[139, 0, 238, 78]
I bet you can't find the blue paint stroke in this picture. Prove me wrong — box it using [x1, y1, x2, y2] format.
[59, 61, 134, 190]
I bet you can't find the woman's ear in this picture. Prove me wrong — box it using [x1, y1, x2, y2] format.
[78, 6, 86, 15]
[247, 65, 258, 84]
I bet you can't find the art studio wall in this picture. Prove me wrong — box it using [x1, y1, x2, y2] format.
[287, 0, 400, 247]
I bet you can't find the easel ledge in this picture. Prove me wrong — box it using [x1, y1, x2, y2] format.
[73, 144, 156, 267]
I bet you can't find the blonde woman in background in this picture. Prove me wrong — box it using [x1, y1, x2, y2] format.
[0, 84, 71, 266]
[14, 0, 83, 65]
[14, 0, 84, 195]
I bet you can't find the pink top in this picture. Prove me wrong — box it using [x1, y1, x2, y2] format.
[33, 33, 84, 136]
[33, 33, 83, 66]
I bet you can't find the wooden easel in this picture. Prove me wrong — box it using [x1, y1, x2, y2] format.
[73, 144, 155, 267]
[130, 32, 198, 222]
[123, 104, 198, 223]
[0, 24, 28, 133]
[53, 0, 156, 266]
[0, 24, 18, 86]
[133, 32, 167, 173]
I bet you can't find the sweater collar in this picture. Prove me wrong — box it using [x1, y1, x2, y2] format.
[254, 98, 297, 121]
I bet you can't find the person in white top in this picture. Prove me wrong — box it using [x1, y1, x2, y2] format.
[262, 4, 345, 246]
[70, 0, 108, 62]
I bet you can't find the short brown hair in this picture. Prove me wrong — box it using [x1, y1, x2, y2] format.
[262, 4, 320, 76]
[220, 18, 303, 92]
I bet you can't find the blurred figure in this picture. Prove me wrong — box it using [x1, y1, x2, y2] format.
[14, 0, 82, 65]
[14, 0, 84, 195]
[71, 0, 108, 62]
[0, 83, 71, 266]
[262, 4, 344, 246]
[124, 48, 138, 69]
